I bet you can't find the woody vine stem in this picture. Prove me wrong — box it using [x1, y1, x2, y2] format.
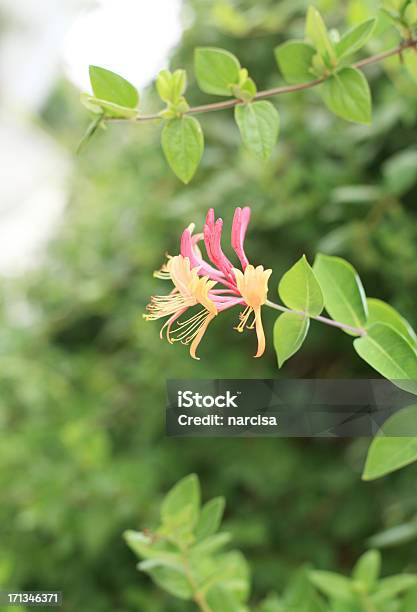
[108, 38, 417, 125]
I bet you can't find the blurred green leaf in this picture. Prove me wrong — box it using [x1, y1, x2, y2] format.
[275, 41, 316, 84]
[161, 116, 204, 183]
[143, 565, 193, 600]
[161, 473, 201, 530]
[191, 532, 232, 556]
[213, 550, 251, 603]
[352, 550, 381, 591]
[124, 531, 179, 563]
[206, 585, 243, 611]
[234, 101, 279, 160]
[382, 149, 417, 196]
[373, 575, 417, 604]
[321, 67, 372, 124]
[331, 185, 381, 205]
[404, 48, 417, 83]
[382, 0, 406, 11]
[405, 2, 417, 25]
[313, 254, 368, 335]
[284, 565, 327, 611]
[194, 47, 241, 96]
[309, 570, 354, 602]
[195, 497, 225, 541]
[368, 521, 417, 548]
[257, 593, 284, 611]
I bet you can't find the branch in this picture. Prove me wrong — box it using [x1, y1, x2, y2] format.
[180, 550, 211, 612]
[265, 300, 367, 336]
[108, 39, 417, 125]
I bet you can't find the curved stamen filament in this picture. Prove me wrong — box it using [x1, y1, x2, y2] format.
[145, 293, 195, 320]
[153, 269, 171, 280]
[170, 309, 212, 344]
[235, 306, 253, 333]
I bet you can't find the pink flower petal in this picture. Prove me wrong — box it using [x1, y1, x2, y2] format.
[180, 228, 225, 283]
[231, 206, 251, 270]
[203, 209, 234, 280]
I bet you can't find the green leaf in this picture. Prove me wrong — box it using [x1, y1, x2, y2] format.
[81, 95, 138, 119]
[373, 575, 417, 603]
[234, 101, 279, 160]
[238, 75, 257, 102]
[89, 65, 138, 109]
[278, 255, 324, 317]
[194, 47, 241, 96]
[363, 405, 417, 480]
[321, 67, 372, 124]
[80, 93, 104, 115]
[206, 585, 242, 612]
[161, 474, 201, 529]
[257, 593, 284, 612]
[335, 19, 376, 59]
[191, 532, 232, 557]
[404, 48, 417, 83]
[284, 565, 327, 611]
[273, 313, 310, 368]
[305, 6, 335, 62]
[313, 254, 368, 335]
[76, 114, 104, 154]
[352, 550, 381, 591]
[309, 570, 354, 602]
[367, 521, 417, 548]
[156, 69, 187, 104]
[354, 323, 417, 390]
[405, 2, 417, 26]
[382, 0, 406, 11]
[195, 497, 225, 541]
[382, 149, 417, 196]
[124, 531, 179, 563]
[366, 298, 417, 349]
[161, 116, 204, 184]
[144, 565, 193, 600]
[275, 41, 316, 84]
[215, 551, 251, 603]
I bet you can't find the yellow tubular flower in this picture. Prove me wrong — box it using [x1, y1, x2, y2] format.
[233, 265, 272, 358]
[144, 255, 218, 359]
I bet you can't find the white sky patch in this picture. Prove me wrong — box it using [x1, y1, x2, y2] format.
[0, 112, 69, 274]
[0, 0, 182, 275]
[63, 0, 183, 92]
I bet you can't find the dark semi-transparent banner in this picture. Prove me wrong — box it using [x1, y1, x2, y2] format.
[166, 380, 417, 437]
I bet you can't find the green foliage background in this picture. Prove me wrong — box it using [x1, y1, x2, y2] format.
[1, 0, 417, 609]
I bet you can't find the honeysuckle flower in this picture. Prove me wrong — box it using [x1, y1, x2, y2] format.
[144, 255, 219, 359]
[145, 206, 272, 359]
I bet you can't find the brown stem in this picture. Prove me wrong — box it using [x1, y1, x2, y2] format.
[265, 300, 367, 336]
[181, 551, 211, 612]
[106, 39, 417, 125]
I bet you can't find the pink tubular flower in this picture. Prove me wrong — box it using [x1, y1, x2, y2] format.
[144, 207, 272, 359]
